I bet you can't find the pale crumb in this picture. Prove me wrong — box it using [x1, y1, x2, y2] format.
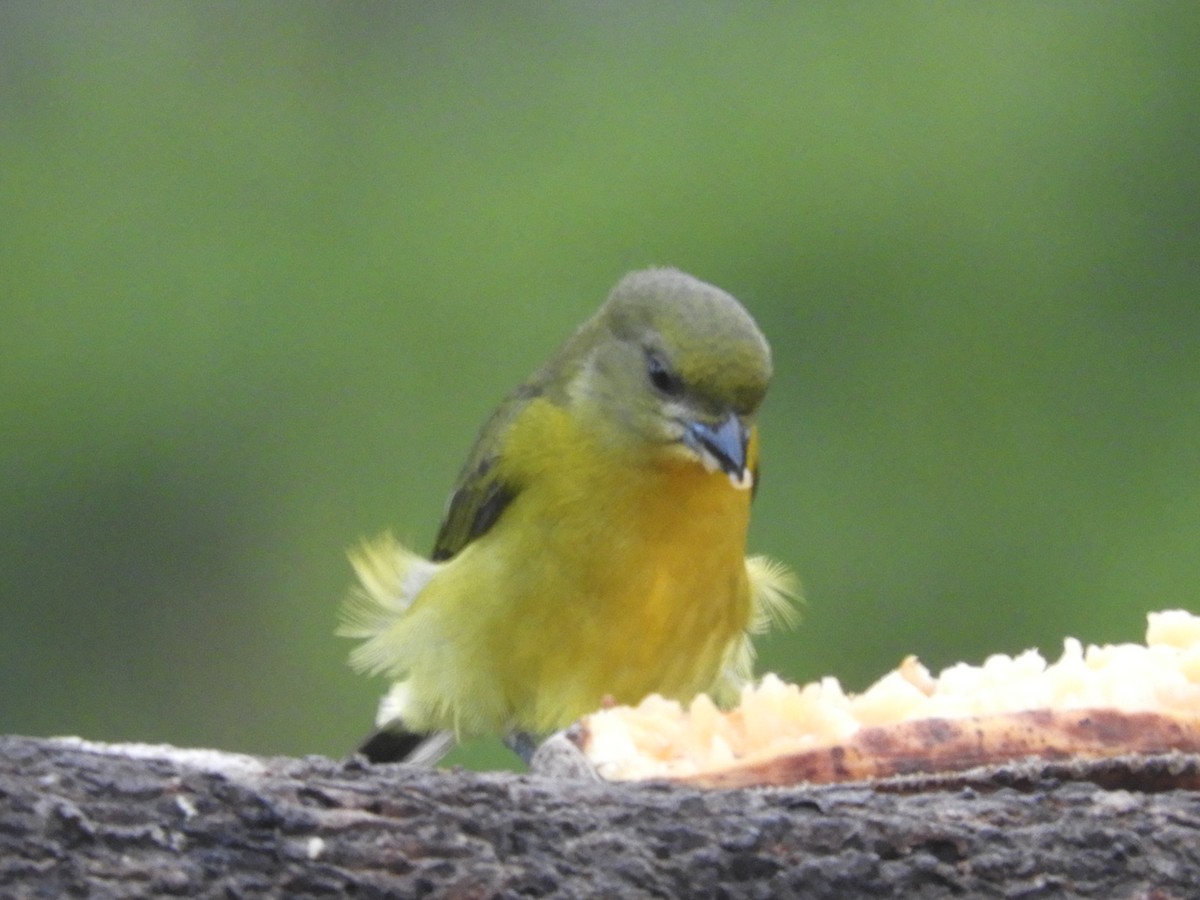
[1148, 609, 1200, 650]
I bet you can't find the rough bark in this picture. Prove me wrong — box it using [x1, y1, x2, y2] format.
[1, 734, 1198, 899]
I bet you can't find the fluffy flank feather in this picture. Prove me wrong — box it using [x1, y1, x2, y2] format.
[710, 556, 799, 703]
[746, 555, 801, 634]
[338, 533, 440, 676]
[714, 634, 756, 703]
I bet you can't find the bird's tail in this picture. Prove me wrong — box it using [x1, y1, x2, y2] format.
[356, 723, 456, 765]
[340, 534, 455, 763]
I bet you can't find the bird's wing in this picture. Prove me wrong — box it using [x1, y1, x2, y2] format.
[429, 384, 541, 562]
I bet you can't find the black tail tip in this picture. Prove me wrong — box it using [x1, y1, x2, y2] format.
[356, 727, 428, 764]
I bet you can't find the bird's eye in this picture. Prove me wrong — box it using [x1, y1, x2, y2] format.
[646, 352, 683, 397]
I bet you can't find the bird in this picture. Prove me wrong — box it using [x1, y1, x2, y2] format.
[339, 267, 795, 765]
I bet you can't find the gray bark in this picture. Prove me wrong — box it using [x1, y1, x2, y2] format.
[1, 734, 1198, 899]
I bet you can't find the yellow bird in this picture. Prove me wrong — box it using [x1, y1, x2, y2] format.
[340, 267, 795, 764]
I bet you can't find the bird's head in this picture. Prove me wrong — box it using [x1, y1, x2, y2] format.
[568, 268, 773, 490]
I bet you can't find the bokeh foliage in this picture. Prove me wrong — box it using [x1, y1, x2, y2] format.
[2, 3, 1198, 770]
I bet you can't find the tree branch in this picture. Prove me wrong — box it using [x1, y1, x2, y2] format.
[1, 734, 1198, 898]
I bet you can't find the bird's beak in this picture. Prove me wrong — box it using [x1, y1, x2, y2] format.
[684, 413, 752, 488]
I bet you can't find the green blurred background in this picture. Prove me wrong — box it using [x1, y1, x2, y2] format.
[3, 4, 1198, 771]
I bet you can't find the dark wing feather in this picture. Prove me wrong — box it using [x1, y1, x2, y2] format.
[429, 383, 542, 562]
[431, 462, 517, 561]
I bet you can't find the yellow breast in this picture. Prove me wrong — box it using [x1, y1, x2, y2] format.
[410, 398, 757, 735]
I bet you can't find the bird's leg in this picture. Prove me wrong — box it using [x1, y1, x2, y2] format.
[504, 730, 540, 765]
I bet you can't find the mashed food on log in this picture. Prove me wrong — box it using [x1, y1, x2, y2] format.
[578, 610, 1200, 787]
